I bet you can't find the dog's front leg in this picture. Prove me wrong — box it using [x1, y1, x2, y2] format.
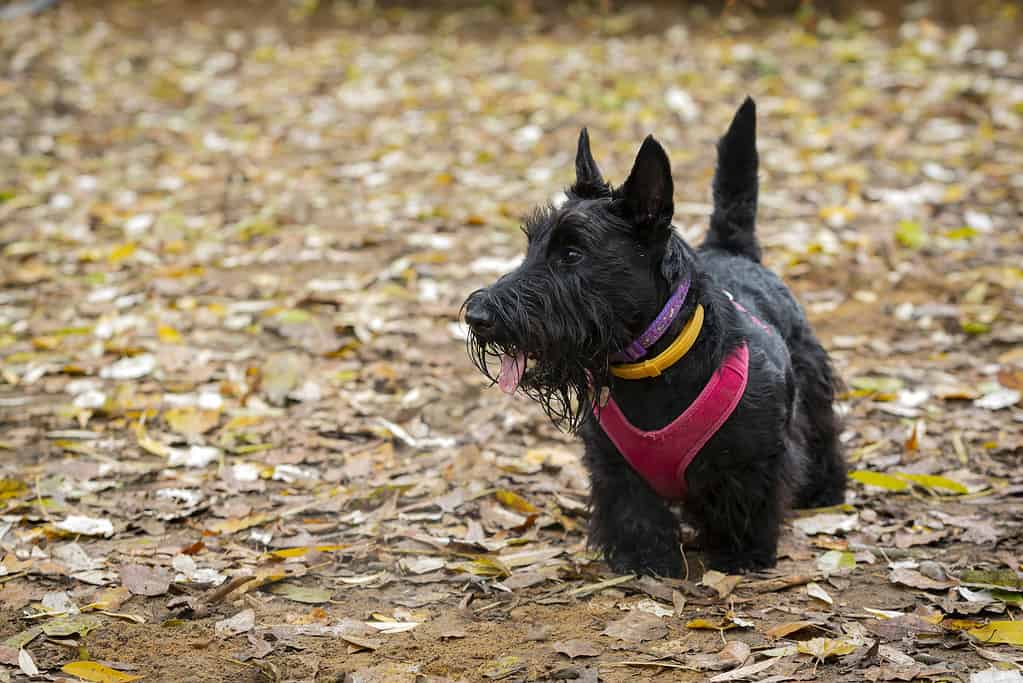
[582, 435, 683, 577]
[687, 451, 786, 573]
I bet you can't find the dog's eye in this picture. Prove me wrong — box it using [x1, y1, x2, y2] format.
[560, 248, 584, 266]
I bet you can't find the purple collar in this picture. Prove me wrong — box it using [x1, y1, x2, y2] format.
[611, 276, 692, 363]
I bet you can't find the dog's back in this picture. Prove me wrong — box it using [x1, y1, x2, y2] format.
[699, 97, 847, 510]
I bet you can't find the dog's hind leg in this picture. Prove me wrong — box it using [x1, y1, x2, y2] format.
[790, 337, 847, 509]
[582, 433, 683, 577]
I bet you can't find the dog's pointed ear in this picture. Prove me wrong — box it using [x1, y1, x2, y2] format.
[618, 135, 674, 239]
[570, 128, 609, 198]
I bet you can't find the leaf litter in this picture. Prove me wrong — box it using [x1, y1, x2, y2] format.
[0, 1, 1021, 681]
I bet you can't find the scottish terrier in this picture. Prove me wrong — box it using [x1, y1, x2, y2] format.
[464, 98, 846, 575]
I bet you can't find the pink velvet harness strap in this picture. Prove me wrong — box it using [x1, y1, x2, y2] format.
[595, 343, 750, 500]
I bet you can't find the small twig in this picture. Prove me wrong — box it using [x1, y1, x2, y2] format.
[205, 574, 255, 605]
[612, 660, 688, 670]
[567, 574, 635, 598]
[34, 475, 52, 522]
[0, 570, 28, 584]
[473, 600, 505, 614]
[743, 574, 819, 593]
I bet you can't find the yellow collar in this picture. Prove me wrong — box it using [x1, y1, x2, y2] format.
[610, 304, 704, 379]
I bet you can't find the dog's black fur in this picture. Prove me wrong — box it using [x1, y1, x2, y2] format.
[464, 98, 846, 575]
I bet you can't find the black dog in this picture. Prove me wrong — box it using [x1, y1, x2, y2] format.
[464, 98, 846, 575]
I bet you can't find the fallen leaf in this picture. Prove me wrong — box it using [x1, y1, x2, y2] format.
[968, 621, 1023, 646]
[120, 564, 171, 597]
[3, 626, 42, 650]
[19, 648, 39, 677]
[816, 550, 855, 575]
[57, 515, 114, 537]
[495, 489, 538, 514]
[364, 619, 419, 633]
[208, 513, 272, 535]
[766, 621, 823, 639]
[850, 471, 910, 492]
[794, 513, 858, 536]
[215, 608, 255, 637]
[895, 220, 926, 249]
[797, 637, 857, 660]
[603, 611, 668, 642]
[708, 657, 777, 682]
[61, 660, 143, 682]
[806, 582, 834, 605]
[43, 614, 103, 637]
[480, 655, 526, 679]
[702, 570, 741, 598]
[553, 639, 601, 658]
[894, 528, 949, 548]
[960, 569, 1023, 592]
[970, 670, 1023, 683]
[449, 556, 511, 578]
[267, 583, 332, 604]
[897, 473, 968, 495]
[889, 568, 957, 591]
[974, 389, 1021, 411]
[100, 354, 156, 380]
[865, 614, 943, 641]
[164, 407, 220, 439]
[685, 641, 751, 671]
[686, 613, 751, 632]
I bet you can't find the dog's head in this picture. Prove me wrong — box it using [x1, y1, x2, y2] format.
[463, 130, 691, 430]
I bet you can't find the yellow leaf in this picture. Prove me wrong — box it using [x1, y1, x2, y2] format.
[0, 477, 28, 501]
[268, 545, 348, 559]
[849, 471, 909, 491]
[686, 618, 738, 631]
[904, 420, 922, 452]
[897, 473, 968, 494]
[163, 407, 220, 438]
[895, 220, 926, 249]
[135, 431, 169, 458]
[766, 621, 819, 639]
[83, 586, 132, 612]
[495, 490, 538, 514]
[942, 618, 985, 631]
[31, 335, 60, 350]
[157, 325, 182, 344]
[968, 621, 1023, 646]
[223, 414, 264, 431]
[61, 661, 143, 682]
[797, 637, 857, 659]
[208, 513, 271, 535]
[108, 243, 137, 264]
[450, 557, 511, 578]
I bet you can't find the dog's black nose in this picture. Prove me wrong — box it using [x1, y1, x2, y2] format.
[465, 298, 496, 336]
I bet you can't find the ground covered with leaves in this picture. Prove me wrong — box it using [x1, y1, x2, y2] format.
[1, 1, 1022, 681]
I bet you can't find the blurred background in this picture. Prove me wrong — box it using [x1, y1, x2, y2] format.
[1, 2, 1021, 681]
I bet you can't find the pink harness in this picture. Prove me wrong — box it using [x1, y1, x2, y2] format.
[596, 287, 763, 500]
[596, 343, 749, 499]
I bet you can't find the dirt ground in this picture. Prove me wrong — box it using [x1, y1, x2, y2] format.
[1, 1, 1022, 682]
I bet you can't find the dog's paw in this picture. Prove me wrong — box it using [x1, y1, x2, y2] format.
[795, 487, 846, 510]
[607, 550, 683, 578]
[705, 550, 776, 574]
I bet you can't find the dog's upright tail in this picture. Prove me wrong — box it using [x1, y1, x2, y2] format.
[704, 96, 761, 262]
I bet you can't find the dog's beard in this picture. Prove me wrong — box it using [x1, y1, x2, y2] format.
[468, 334, 612, 432]
[466, 294, 625, 431]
